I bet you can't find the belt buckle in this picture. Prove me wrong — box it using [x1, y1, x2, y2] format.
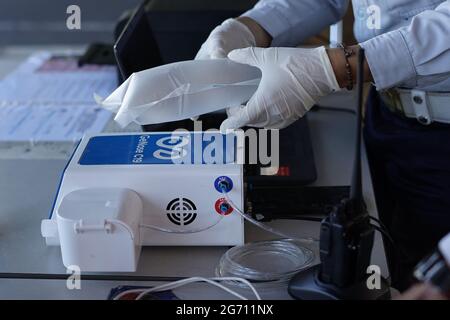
[382, 89, 404, 115]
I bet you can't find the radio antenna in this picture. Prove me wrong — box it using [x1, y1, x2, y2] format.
[349, 48, 365, 217]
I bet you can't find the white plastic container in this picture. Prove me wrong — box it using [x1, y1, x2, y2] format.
[42, 188, 143, 272]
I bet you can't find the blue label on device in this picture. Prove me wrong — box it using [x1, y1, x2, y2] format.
[78, 133, 236, 165]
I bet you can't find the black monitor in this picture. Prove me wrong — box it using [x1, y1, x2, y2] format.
[114, 0, 162, 80]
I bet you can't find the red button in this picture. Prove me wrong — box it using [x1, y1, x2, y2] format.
[215, 198, 233, 215]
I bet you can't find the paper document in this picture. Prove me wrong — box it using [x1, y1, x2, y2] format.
[0, 52, 117, 142]
[0, 102, 111, 142]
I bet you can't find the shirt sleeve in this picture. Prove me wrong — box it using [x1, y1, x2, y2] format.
[360, 1, 450, 91]
[242, 0, 349, 47]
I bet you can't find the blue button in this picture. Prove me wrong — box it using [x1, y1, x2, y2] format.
[214, 176, 233, 193]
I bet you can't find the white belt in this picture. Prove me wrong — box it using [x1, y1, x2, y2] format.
[380, 88, 450, 125]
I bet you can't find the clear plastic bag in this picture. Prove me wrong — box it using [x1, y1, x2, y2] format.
[96, 59, 261, 127]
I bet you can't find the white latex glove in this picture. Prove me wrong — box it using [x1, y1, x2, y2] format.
[220, 46, 340, 131]
[195, 18, 256, 60]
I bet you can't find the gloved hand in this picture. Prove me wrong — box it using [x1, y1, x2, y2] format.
[220, 46, 341, 131]
[195, 18, 256, 60]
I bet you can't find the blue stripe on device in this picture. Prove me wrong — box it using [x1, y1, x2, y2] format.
[78, 133, 236, 165]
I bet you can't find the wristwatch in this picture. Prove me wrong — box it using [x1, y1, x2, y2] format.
[414, 233, 450, 294]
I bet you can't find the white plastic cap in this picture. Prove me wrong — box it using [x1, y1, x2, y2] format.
[41, 219, 58, 238]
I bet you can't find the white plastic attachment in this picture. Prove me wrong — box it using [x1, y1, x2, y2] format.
[55, 187, 143, 272]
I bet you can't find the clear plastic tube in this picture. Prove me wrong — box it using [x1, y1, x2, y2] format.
[221, 189, 316, 242]
[216, 187, 318, 288]
[138, 188, 318, 289]
[139, 187, 319, 240]
[140, 214, 224, 234]
[215, 239, 317, 289]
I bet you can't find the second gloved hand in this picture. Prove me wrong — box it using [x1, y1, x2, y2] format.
[195, 18, 256, 60]
[220, 46, 341, 131]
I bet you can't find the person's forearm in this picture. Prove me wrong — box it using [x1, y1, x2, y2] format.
[327, 45, 373, 89]
[237, 16, 272, 48]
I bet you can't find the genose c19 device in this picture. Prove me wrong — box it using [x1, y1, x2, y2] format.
[41, 132, 244, 272]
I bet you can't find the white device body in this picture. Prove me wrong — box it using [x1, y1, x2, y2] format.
[41, 132, 244, 272]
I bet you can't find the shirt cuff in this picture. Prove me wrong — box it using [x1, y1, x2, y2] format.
[360, 29, 417, 90]
[242, 5, 291, 46]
